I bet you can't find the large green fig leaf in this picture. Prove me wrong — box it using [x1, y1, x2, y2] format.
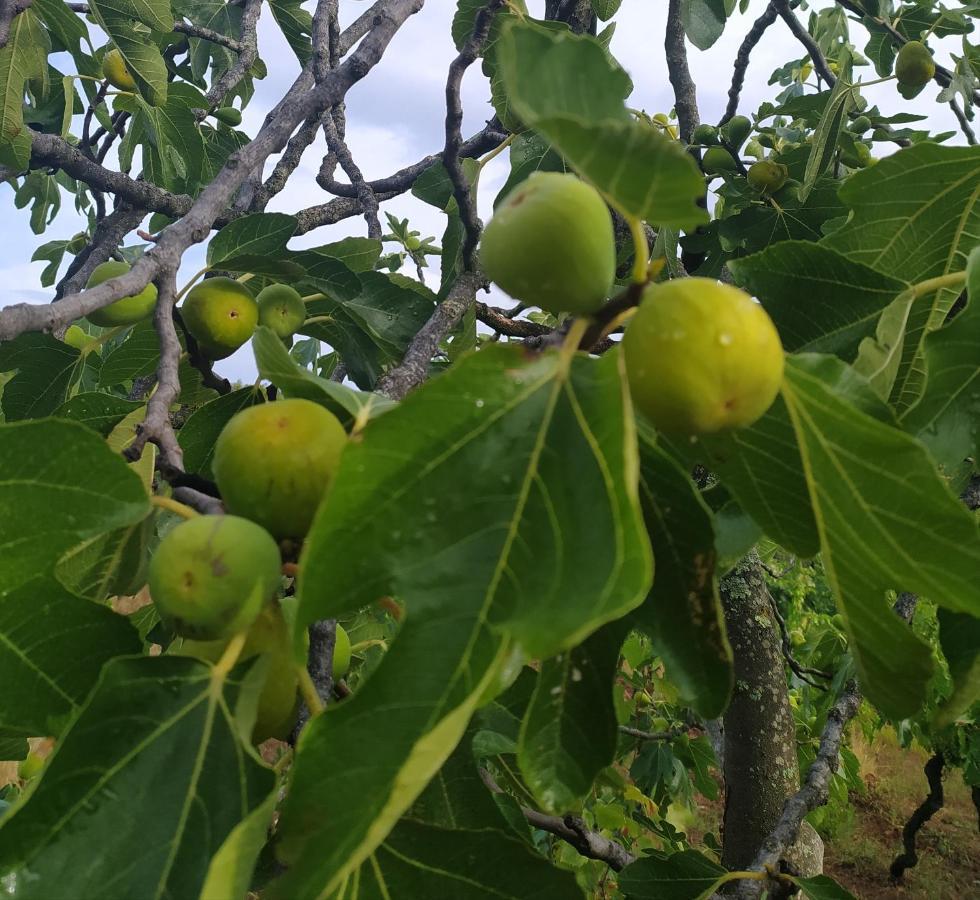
[0, 9, 49, 170]
[822, 143, 980, 411]
[782, 355, 980, 718]
[517, 619, 630, 813]
[179, 387, 264, 478]
[273, 346, 651, 897]
[729, 241, 908, 358]
[633, 430, 732, 718]
[496, 21, 706, 229]
[0, 657, 275, 898]
[0, 333, 85, 420]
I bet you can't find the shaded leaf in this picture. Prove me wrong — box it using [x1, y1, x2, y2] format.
[619, 849, 726, 899]
[53, 393, 143, 437]
[179, 387, 264, 478]
[0, 333, 83, 420]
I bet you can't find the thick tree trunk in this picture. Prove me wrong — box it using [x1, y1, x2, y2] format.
[719, 551, 823, 877]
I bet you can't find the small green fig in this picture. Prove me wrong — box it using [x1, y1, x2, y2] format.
[746, 160, 789, 194]
[148, 514, 281, 640]
[257, 283, 306, 339]
[849, 115, 872, 134]
[102, 48, 136, 92]
[333, 623, 351, 680]
[85, 260, 158, 327]
[212, 107, 243, 127]
[480, 172, 615, 316]
[896, 41, 935, 89]
[181, 276, 258, 359]
[67, 232, 88, 254]
[622, 278, 784, 434]
[841, 143, 872, 169]
[702, 147, 737, 176]
[721, 115, 752, 149]
[63, 325, 89, 350]
[213, 398, 347, 541]
[691, 124, 719, 146]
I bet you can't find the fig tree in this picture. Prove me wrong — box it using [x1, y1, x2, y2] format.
[480, 172, 615, 316]
[702, 147, 737, 176]
[746, 160, 788, 194]
[212, 107, 243, 127]
[622, 277, 784, 434]
[102, 49, 136, 92]
[213, 398, 347, 541]
[177, 604, 301, 742]
[181, 276, 258, 359]
[257, 283, 306, 339]
[85, 260, 158, 327]
[148, 514, 281, 640]
[896, 41, 935, 89]
[333, 623, 351, 680]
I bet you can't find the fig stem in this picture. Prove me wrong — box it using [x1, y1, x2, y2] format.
[350, 639, 387, 655]
[175, 266, 209, 303]
[297, 665, 326, 716]
[909, 270, 966, 299]
[627, 215, 649, 284]
[79, 323, 127, 356]
[476, 134, 514, 171]
[301, 293, 326, 303]
[151, 494, 200, 520]
[213, 630, 249, 679]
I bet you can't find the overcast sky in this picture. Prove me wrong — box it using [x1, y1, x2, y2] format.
[0, 0, 967, 380]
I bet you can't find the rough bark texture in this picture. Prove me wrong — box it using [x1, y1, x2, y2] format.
[720, 552, 823, 877]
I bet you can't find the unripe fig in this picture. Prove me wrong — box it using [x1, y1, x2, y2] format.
[257, 283, 306, 339]
[746, 160, 788, 194]
[653, 113, 678, 139]
[896, 41, 935, 88]
[213, 398, 347, 541]
[480, 172, 615, 316]
[721, 115, 751, 148]
[743, 139, 765, 160]
[841, 142, 872, 169]
[405, 235, 422, 251]
[63, 325, 89, 350]
[67, 232, 88, 254]
[850, 115, 872, 134]
[85, 260, 158, 327]
[622, 278, 784, 434]
[148, 514, 281, 640]
[702, 147, 737, 176]
[333, 623, 352, 680]
[212, 106, 243, 127]
[177, 604, 302, 742]
[691, 124, 718, 146]
[181, 276, 258, 360]
[102, 48, 136, 92]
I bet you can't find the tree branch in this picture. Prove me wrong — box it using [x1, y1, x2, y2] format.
[774, 0, 836, 86]
[66, 4, 244, 52]
[444, 0, 503, 269]
[0, 0, 31, 50]
[722, 2, 779, 125]
[202, 0, 262, 111]
[665, 0, 700, 143]
[890, 752, 945, 881]
[376, 269, 483, 399]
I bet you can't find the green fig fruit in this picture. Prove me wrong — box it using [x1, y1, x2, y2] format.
[743, 139, 766, 160]
[212, 106, 243, 127]
[850, 115, 872, 134]
[213, 398, 347, 541]
[333, 623, 351, 680]
[148, 514, 281, 640]
[63, 325, 89, 350]
[702, 146, 738, 176]
[746, 160, 789, 193]
[181, 276, 258, 359]
[721, 115, 752, 149]
[177, 604, 301, 743]
[102, 48, 136, 92]
[480, 172, 615, 316]
[85, 260, 158, 327]
[692, 124, 719, 146]
[896, 41, 935, 88]
[67, 232, 88, 254]
[257, 283, 306, 339]
[841, 142, 872, 169]
[622, 278, 784, 434]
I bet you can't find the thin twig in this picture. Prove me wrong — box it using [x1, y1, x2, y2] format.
[202, 0, 262, 111]
[890, 753, 945, 881]
[722, 2, 779, 125]
[774, 0, 836, 85]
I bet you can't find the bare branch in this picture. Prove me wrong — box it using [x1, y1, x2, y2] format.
[55, 204, 146, 300]
[444, 0, 504, 269]
[890, 753, 945, 881]
[124, 273, 184, 470]
[66, 4, 244, 52]
[774, 0, 836, 85]
[0, 0, 426, 341]
[202, 0, 262, 111]
[735, 681, 862, 897]
[377, 269, 483, 399]
[619, 725, 683, 742]
[481, 769, 636, 870]
[172, 486, 224, 515]
[722, 2, 779, 126]
[665, 0, 700, 143]
[765, 593, 831, 689]
[319, 114, 382, 239]
[950, 97, 977, 146]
